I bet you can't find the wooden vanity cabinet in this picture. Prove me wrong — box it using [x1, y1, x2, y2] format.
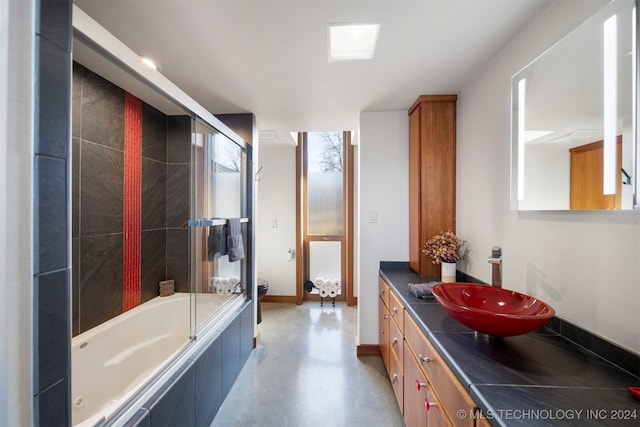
[378, 277, 390, 370]
[379, 276, 406, 413]
[403, 343, 429, 427]
[408, 95, 457, 277]
[388, 292, 406, 413]
[389, 290, 405, 332]
[404, 341, 451, 427]
[389, 344, 405, 414]
[379, 274, 486, 426]
[404, 312, 479, 427]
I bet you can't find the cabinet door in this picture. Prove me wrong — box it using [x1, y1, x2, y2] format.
[425, 387, 451, 427]
[404, 342, 428, 427]
[379, 298, 390, 371]
[408, 95, 457, 277]
[389, 315, 404, 369]
[389, 351, 404, 415]
[405, 313, 475, 427]
[409, 108, 422, 274]
[379, 276, 390, 308]
[389, 291, 404, 332]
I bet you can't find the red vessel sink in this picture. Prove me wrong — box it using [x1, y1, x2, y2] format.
[431, 283, 555, 337]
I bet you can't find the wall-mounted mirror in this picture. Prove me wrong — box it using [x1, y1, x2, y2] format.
[511, 0, 637, 210]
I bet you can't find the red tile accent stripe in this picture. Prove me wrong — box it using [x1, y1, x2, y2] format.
[123, 93, 142, 311]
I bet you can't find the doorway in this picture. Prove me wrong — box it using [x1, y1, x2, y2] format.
[569, 136, 623, 209]
[296, 131, 355, 306]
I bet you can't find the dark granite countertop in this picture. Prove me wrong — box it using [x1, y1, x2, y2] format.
[379, 262, 640, 426]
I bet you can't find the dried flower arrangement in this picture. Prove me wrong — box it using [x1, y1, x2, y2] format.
[422, 230, 464, 264]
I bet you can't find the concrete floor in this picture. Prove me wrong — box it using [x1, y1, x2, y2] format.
[211, 302, 405, 427]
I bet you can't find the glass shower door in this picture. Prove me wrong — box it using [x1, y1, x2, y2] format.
[190, 118, 247, 336]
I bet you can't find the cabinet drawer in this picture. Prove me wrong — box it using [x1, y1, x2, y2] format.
[425, 387, 452, 427]
[389, 314, 404, 367]
[389, 351, 404, 415]
[379, 300, 390, 371]
[389, 291, 404, 332]
[475, 415, 493, 427]
[405, 313, 475, 427]
[379, 276, 390, 308]
[404, 311, 432, 368]
[403, 342, 428, 427]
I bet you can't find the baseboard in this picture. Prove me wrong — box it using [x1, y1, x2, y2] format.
[261, 295, 298, 304]
[357, 344, 381, 357]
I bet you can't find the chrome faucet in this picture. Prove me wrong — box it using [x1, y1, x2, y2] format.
[488, 247, 502, 288]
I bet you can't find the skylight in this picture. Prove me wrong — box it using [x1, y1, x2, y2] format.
[328, 23, 380, 61]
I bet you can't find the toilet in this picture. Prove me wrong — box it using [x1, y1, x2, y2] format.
[257, 278, 269, 324]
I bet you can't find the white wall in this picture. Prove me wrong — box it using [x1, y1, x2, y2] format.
[357, 111, 409, 345]
[256, 142, 297, 295]
[521, 143, 569, 210]
[457, 0, 639, 353]
[1, 0, 34, 424]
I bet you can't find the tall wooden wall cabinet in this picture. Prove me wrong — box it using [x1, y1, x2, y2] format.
[408, 95, 457, 277]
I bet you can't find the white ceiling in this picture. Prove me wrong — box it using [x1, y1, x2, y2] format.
[74, 0, 554, 144]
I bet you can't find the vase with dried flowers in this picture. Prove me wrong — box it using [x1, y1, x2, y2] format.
[422, 230, 464, 282]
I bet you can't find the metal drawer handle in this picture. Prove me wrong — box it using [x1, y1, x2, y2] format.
[415, 380, 427, 391]
[424, 399, 438, 412]
[392, 373, 398, 384]
[383, 314, 389, 320]
[392, 337, 398, 346]
[379, 289, 385, 297]
[418, 354, 431, 364]
[391, 307, 398, 317]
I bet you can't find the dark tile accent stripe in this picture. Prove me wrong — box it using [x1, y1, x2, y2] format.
[123, 93, 143, 311]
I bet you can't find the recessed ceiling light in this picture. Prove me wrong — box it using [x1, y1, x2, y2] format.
[141, 57, 158, 70]
[328, 23, 380, 61]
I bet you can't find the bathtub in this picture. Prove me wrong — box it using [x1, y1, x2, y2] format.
[72, 292, 237, 426]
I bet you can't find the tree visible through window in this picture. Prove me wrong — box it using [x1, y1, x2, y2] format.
[317, 131, 344, 172]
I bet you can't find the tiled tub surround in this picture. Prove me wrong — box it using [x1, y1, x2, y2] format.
[33, 0, 74, 423]
[72, 63, 191, 335]
[72, 293, 236, 426]
[379, 262, 640, 426]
